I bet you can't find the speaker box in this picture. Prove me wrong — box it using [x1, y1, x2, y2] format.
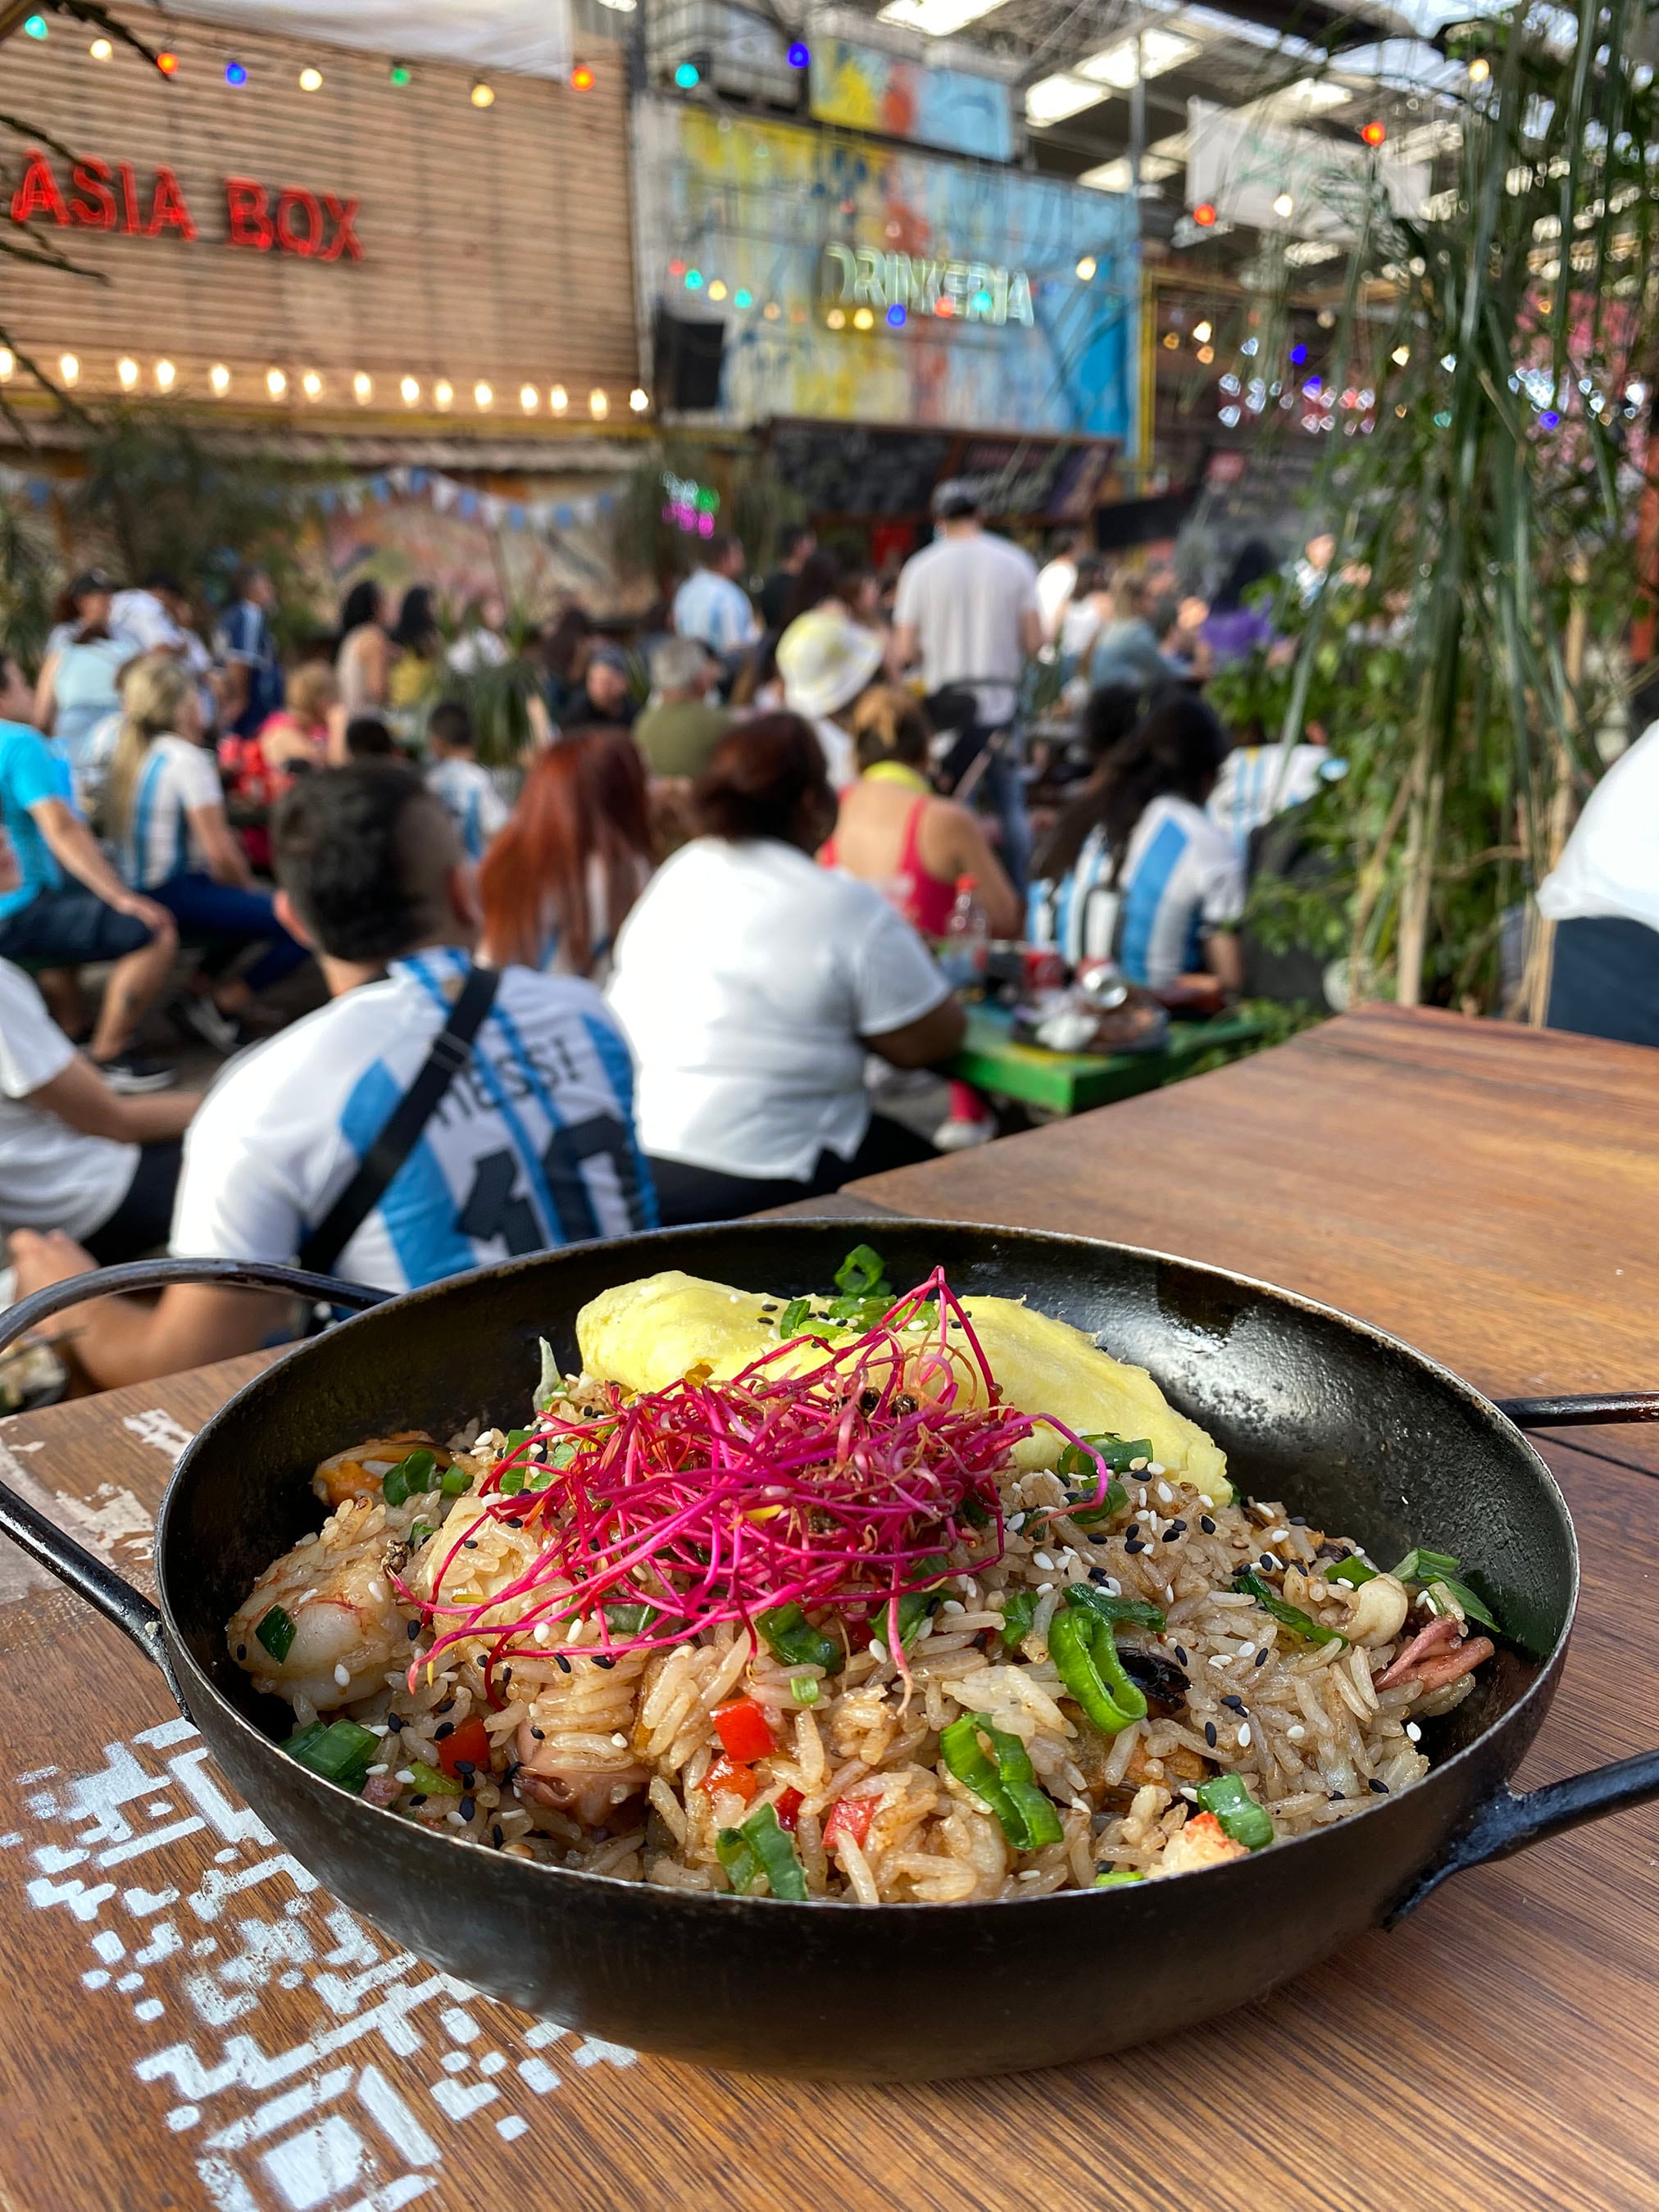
[654, 306, 726, 411]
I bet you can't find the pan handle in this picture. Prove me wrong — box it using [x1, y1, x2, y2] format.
[0, 1257, 388, 1674]
[1498, 1392, 1659, 1427]
[1388, 1749, 1659, 1923]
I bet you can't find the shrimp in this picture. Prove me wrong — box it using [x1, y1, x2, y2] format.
[228, 1497, 411, 1710]
[312, 1432, 449, 1510]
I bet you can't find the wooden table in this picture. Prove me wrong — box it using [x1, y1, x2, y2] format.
[1, 1004, 1656, 2211]
[950, 1002, 1269, 1115]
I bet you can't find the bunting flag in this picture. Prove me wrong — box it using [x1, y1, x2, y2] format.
[0, 462, 618, 534]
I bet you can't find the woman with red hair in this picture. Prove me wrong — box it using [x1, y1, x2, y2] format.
[478, 728, 654, 984]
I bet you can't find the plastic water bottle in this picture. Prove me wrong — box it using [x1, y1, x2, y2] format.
[941, 874, 989, 991]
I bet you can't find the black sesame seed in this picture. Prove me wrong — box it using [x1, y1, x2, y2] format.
[460, 1795, 476, 1820]
[530, 1725, 545, 1739]
[1221, 1694, 1246, 1714]
[1126, 1524, 1141, 1540]
[1368, 1778, 1389, 1795]
[434, 1722, 455, 1740]
[593, 1656, 615, 1671]
[456, 1760, 476, 1782]
[501, 1666, 512, 1686]
[1204, 1721, 1218, 1747]
[236, 1644, 248, 1661]
[1199, 1515, 1216, 1534]
[1088, 1568, 1114, 1585]
[463, 1539, 480, 1551]
[387, 1712, 404, 1731]
[554, 1652, 572, 1673]
[1330, 1790, 1345, 1801]
[1259, 1553, 1280, 1573]
[1254, 1649, 1268, 1666]
[1161, 1529, 1182, 1544]
[410, 1792, 428, 1807]
[492, 1823, 506, 1847]
[1166, 1519, 1186, 1533]
[407, 1621, 421, 1641]
[436, 1697, 456, 1713]
[1174, 1646, 1189, 1666]
[1123, 1540, 1146, 1555]
[1289, 1515, 1308, 1526]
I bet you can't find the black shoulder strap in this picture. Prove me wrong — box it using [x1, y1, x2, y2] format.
[298, 963, 501, 1278]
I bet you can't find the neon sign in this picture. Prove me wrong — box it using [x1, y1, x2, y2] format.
[7, 149, 361, 261]
[820, 243, 1034, 327]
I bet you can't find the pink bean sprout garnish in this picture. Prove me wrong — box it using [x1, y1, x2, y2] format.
[402, 1270, 1084, 1706]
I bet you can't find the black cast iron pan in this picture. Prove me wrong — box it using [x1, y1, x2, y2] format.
[0, 1220, 1655, 2082]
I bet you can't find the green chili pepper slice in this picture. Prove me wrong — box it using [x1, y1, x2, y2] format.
[716, 1827, 761, 1894]
[790, 1674, 820, 1706]
[440, 1465, 472, 1497]
[738, 1801, 809, 1899]
[890, 1555, 950, 1651]
[1062, 1583, 1167, 1634]
[1050, 1609, 1147, 1735]
[255, 1604, 297, 1661]
[403, 1758, 455, 1796]
[834, 1244, 891, 1297]
[498, 1467, 527, 1496]
[1234, 1569, 1345, 1646]
[1056, 1436, 1151, 1522]
[1093, 1869, 1145, 1887]
[939, 1714, 1063, 1851]
[1194, 1773, 1275, 1851]
[284, 1719, 378, 1792]
[1320, 1553, 1377, 1588]
[603, 1602, 653, 1636]
[757, 1601, 843, 1674]
[408, 1520, 434, 1551]
[775, 1297, 813, 1340]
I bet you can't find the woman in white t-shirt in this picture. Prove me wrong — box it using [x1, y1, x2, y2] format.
[106, 657, 308, 1051]
[607, 713, 965, 1224]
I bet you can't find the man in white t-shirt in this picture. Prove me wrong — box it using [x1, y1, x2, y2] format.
[0, 956, 200, 1261]
[8, 763, 657, 1387]
[1536, 718, 1659, 1047]
[893, 481, 1043, 886]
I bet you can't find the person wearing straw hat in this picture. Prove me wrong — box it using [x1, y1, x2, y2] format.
[773, 603, 883, 792]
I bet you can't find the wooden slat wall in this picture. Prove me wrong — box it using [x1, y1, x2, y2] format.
[0, 8, 642, 424]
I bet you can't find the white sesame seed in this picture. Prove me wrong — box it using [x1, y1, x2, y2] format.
[1286, 1725, 1306, 1742]
[366, 1763, 389, 1776]
[610, 1732, 628, 1748]
[1180, 1785, 1198, 1801]
[333, 1662, 351, 1689]
[1238, 1722, 1252, 1748]
[1156, 1483, 1175, 1506]
[1100, 1576, 1121, 1596]
[1267, 1528, 1288, 1544]
[366, 1723, 389, 1736]
[447, 1809, 468, 1825]
[1033, 1551, 1056, 1572]
[1147, 1463, 1166, 1478]
[943, 1598, 965, 1614]
[1209, 1654, 1229, 1669]
[1129, 1458, 1149, 1473]
[1406, 1722, 1422, 1742]
[1238, 1640, 1256, 1657]
[395, 1769, 416, 1783]
[1016, 1869, 1042, 1881]
[1164, 1585, 1175, 1602]
[1036, 1582, 1054, 1594]
[869, 1639, 889, 1664]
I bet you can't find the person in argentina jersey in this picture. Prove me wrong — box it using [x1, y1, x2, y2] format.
[7, 762, 657, 1388]
[1026, 694, 1244, 992]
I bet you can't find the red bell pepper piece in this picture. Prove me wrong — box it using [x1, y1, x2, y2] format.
[698, 1754, 759, 1804]
[773, 1787, 804, 1831]
[823, 1796, 875, 1850]
[711, 1697, 775, 1764]
[436, 1714, 492, 1779]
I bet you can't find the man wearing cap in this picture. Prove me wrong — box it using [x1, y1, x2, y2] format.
[893, 481, 1043, 888]
[634, 637, 730, 779]
[775, 605, 882, 790]
[578, 643, 639, 729]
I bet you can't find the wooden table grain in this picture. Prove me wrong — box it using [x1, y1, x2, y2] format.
[1, 1004, 1656, 2212]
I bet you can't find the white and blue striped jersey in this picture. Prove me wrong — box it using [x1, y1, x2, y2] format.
[170, 948, 657, 1292]
[1207, 744, 1338, 858]
[1028, 795, 1244, 988]
[122, 734, 222, 889]
[427, 756, 510, 863]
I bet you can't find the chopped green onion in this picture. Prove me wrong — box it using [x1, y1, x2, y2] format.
[960, 1494, 991, 1528]
[1064, 1478, 1128, 1526]
[1194, 1773, 1275, 1851]
[255, 1604, 297, 1661]
[1061, 1584, 1166, 1633]
[404, 1759, 455, 1796]
[604, 1602, 652, 1636]
[504, 1428, 531, 1450]
[998, 1589, 1039, 1649]
[939, 1713, 1063, 1851]
[525, 1466, 557, 1492]
[1321, 1553, 1377, 1588]
[757, 1601, 842, 1674]
[1426, 1576, 1501, 1634]
[534, 1336, 561, 1412]
[498, 1467, 526, 1496]
[738, 1801, 809, 1899]
[1390, 1547, 1462, 1587]
[285, 1719, 378, 1792]
[775, 1297, 812, 1340]
[825, 1292, 892, 1331]
[889, 1555, 949, 1651]
[1057, 1433, 1153, 1509]
[790, 1674, 820, 1706]
[1234, 1569, 1345, 1647]
[716, 1826, 761, 1894]
[440, 1466, 471, 1497]
[834, 1243, 891, 1298]
[1050, 1607, 1148, 1734]
[1093, 1869, 1145, 1887]
[408, 1520, 434, 1549]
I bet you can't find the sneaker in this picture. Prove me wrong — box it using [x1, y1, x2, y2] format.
[933, 1114, 995, 1151]
[93, 1051, 178, 1094]
[170, 992, 243, 1055]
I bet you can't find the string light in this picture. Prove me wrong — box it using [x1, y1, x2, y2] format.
[788, 42, 810, 66]
[826, 307, 847, 329]
[550, 385, 569, 413]
[1468, 57, 1490, 83]
[684, 270, 704, 291]
[474, 380, 493, 408]
[225, 60, 248, 85]
[708, 279, 728, 301]
[589, 388, 609, 417]
[1197, 344, 1215, 363]
[389, 61, 411, 87]
[520, 383, 539, 411]
[630, 387, 650, 411]
[1076, 255, 1097, 279]
[22, 15, 47, 39]
[210, 363, 230, 394]
[852, 307, 875, 329]
[0, 350, 11, 379]
[1193, 320, 1212, 343]
[117, 357, 139, 389]
[266, 367, 287, 397]
[570, 63, 595, 90]
[299, 66, 323, 91]
[400, 375, 420, 403]
[155, 359, 176, 390]
[1193, 202, 1218, 227]
[434, 379, 453, 408]
[58, 353, 79, 384]
[157, 50, 179, 74]
[763, 302, 780, 320]
[302, 370, 322, 398]
[734, 288, 752, 309]
[89, 36, 112, 59]
[1273, 192, 1294, 218]
[471, 79, 495, 108]
[674, 61, 700, 89]
[1361, 120, 1386, 147]
[1161, 331, 1179, 350]
[1392, 344, 1411, 366]
[887, 303, 907, 327]
[352, 370, 372, 402]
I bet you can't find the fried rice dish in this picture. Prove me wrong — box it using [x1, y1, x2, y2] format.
[229, 1249, 1499, 1902]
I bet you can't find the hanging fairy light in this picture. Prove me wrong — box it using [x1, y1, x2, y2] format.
[58, 353, 80, 384]
[589, 388, 610, 418]
[266, 367, 287, 397]
[352, 370, 372, 402]
[630, 388, 650, 412]
[298, 65, 323, 91]
[89, 36, 112, 59]
[1467, 57, 1490, 83]
[434, 379, 454, 408]
[471, 79, 496, 108]
[474, 379, 493, 408]
[1361, 120, 1386, 147]
[156, 50, 180, 75]
[0, 350, 14, 379]
[155, 359, 176, 390]
[210, 364, 231, 394]
[302, 370, 323, 398]
[117, 357, 139, 389]
[520, 383, 539, 411]
[549, 384, 569, 413]
[400, 375, 420, 404]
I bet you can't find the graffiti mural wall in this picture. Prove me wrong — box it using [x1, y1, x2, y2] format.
[634, 98, 1137, 443]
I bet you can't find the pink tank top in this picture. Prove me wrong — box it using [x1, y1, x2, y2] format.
[824, 797, 956, 938]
